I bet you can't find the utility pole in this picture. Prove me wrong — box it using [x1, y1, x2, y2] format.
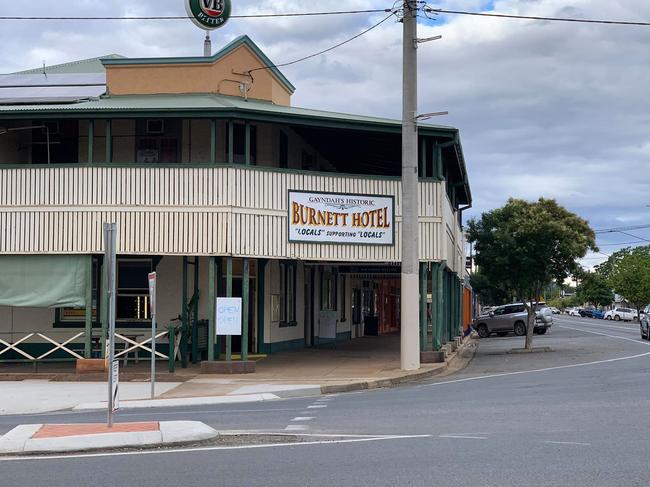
[401, 0, 420, 371]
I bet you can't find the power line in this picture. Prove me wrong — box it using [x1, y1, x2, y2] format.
[597, 240, 648, 246]
[594, 223, 650, 234]
[247, 11, 396, 78]
[0, 9, 392, 21]
[426, 7, 650, 27]
[618, 231, 650, 243]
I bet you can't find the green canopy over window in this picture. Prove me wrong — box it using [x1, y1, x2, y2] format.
[0, 255, 90, 308]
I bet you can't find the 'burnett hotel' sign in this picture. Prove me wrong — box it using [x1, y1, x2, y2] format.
[288, 191, 395, 245]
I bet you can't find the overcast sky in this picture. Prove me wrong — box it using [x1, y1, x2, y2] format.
[2, 0, 649, 267]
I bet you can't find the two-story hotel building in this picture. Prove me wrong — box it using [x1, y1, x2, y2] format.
[0, 35, 471, 368]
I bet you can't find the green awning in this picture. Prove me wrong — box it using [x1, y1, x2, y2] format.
[0, 255, 89, 308]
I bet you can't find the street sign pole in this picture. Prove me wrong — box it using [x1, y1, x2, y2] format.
[148, 272, 157, 399]
[103, 222, 118, 427]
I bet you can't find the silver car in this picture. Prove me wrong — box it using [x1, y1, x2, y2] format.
[640, 305, 650, 340]
[474, 303, 553, 338]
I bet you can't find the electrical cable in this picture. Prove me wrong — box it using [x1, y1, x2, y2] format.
[246, 11, 396, 80]
[616, 231, 650, 243]
[425, 7, 650, 27]
[594, 223, 650, 234]
[597, 241, 648, 246]
[0, 9, 392, 21]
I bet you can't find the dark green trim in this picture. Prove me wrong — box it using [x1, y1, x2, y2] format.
[191, 257, 200, 365]
[84, 256, 93, 358]
[101, 35, 296, 94]
[180, 256, 189, 368]
[419, 263, 427, 352]
[210, 119, 217, 164]
[0, 110, 456, 138]
[242, 257, 249, 361]
[267, 338, 305, 353]
[227, 121, 234, 164]
[244, 122, 251, 166]
[100, 257, 108, 359]
[225, 256, 233, 362]
[257, 259, 267, 354]
[208, 256, 216, 362]
[87, 119, 94, 165]
[105, 119, 112, 163]
[435, 261, 444, 350]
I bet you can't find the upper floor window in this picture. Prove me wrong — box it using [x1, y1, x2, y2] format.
[227, 122, 257, 164]
[136, 119, 181, 163]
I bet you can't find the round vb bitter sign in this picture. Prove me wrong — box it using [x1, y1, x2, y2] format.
[185, 0, 232, 30]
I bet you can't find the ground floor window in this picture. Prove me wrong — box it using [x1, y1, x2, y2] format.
[117, 259, 153, 322]
[279, 261, 297, 325]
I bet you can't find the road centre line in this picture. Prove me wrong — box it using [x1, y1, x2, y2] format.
[421, 343, 650, 389]
[560, 320, 638, 332]
[557, 324, 647, 344]
[0, 434, 433, 462]
[544, 440, 591, 446]
[291, 417, 314, 421]
[439, 435, 488, 440]
[307, 405, 327, 409]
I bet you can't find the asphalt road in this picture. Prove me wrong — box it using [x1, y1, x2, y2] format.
[1, 315, 649, 487]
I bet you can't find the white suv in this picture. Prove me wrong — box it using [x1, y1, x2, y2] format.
[604, 307, 638, 322]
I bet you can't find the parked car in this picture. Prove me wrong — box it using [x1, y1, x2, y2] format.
[567, 307, 581, 317]
[549, 307, 561, 314]
[591, 309, 605, 319]
[640, 305, 650, 340]
[473, 303, 553, 338]
[604, 307, 638, 322]
[579, 307, 594, 318]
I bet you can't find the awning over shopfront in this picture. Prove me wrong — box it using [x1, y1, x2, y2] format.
[0, 255, 90, 308]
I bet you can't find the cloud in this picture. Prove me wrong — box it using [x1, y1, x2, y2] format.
[1, 0, 650, 261]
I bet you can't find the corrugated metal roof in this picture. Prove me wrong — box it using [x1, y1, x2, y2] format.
[12, 54, 125, 75]
[0, 73, 106, 105]
[0, 93, 454, 131]
[0, 73, 105, 87]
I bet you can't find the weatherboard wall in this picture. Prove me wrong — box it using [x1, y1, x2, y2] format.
[0, 165, 464, 270]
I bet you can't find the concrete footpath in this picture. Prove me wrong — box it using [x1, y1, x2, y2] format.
[0, 421, 218, 454]
[0, 334, 476, 415]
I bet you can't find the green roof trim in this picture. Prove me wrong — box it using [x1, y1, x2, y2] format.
[13, 54, 125, 75]
[0, 93, 469, 203]
[0, 93, 452, 131]
[101, 35, 295, 94]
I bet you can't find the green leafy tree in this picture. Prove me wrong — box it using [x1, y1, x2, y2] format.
[467, 198, 597, 349]
[595, 245, 650, 281]
[609, 250, 650, 317]
[576, 273, 613, 307]
[470, 271, 511, 306]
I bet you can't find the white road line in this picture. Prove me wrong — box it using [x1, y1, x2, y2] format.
[439, 435, 488, 440]
[421, 351, 650, 388]
[544, 441, 591, 446]
[290, 417, 314, 422]
[284, 425, 308, 431]
[307, 405, 327, 409]
[0, 434, 433, 462]
[560, 321, 638, 332]
[558, 324, 647, 345]
[117, 407, 305, 418]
